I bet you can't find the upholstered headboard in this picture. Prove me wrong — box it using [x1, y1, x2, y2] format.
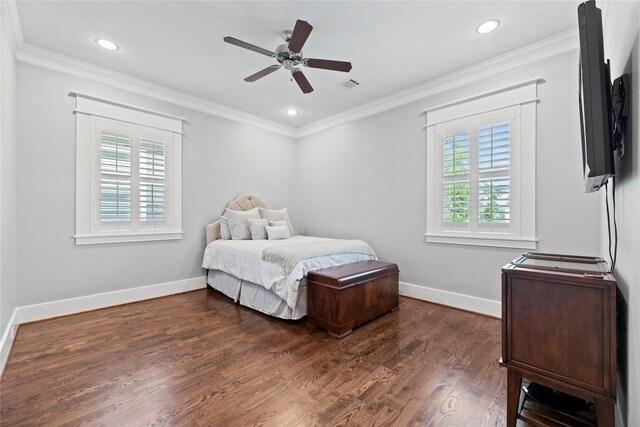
[205, 194, 268, 245]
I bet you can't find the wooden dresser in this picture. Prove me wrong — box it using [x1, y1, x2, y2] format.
[307, 261, 399, 338]
[500, 252, 617, 427]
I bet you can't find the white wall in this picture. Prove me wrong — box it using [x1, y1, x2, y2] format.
[600, 2, 640, 426]
[0, 6, 18, 347]
[296, 50, 602, 307]
[15, 62, 297, 307]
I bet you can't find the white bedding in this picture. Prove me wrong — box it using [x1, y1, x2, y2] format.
[206, 270, 308, 320]
[202, 236, 376, 310]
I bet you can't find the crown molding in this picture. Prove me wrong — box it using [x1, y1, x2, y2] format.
[1, 1, 23, 52]
[295, 29, 579, 137]
[3, 0, 578, 140]
[15, 44, 297, 137]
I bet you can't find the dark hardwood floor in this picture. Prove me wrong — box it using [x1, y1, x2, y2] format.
[1, 289, 511, 426]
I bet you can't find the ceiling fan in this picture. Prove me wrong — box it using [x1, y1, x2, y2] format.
[223, 19, 352, 94]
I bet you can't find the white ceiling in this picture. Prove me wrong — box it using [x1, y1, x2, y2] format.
[17, 1, 580, 127]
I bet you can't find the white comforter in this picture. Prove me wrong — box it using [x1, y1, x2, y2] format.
[202, 236, 376, 309]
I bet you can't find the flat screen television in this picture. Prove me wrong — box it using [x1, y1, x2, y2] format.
[578, 0, 615, 193]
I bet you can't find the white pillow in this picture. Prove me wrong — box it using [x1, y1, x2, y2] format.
[248, 218, 268, 240]
[268, 220, 287, 227]
[266, 224, 291, 240]
[219, 216, 231, 240]
[259, 208, 294, 235]
[226, 207, 261, 240]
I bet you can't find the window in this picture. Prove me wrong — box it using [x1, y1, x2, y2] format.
[437, 109, 515, 234]
[73, 93, 184, 245]
[425, 80, 539, 249]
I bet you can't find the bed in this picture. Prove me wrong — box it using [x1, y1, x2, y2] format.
[202, 194, 376, 320]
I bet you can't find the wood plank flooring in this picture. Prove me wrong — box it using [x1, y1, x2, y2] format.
[1, 289, 510, 426]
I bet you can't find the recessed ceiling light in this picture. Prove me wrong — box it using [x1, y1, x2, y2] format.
[95, 38, 119, 51]
[476, 19, 500, 34]
[285, 108, 299, 116]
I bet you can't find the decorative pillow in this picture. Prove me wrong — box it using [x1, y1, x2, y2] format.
[248, 218, 268, 240]
[259, 208, 294, 235]
[266, 224, 291, 240]
[226, 207, 261, 240]
[219, 216, 231, 240]
[268, 220, 287, 227]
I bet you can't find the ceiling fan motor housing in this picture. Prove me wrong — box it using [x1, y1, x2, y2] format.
[275, 43, 303, 69]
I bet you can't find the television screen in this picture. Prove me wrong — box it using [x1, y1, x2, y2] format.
[578, 0, 614, 193]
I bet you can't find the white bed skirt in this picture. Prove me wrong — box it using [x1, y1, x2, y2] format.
[206, 269, 307, 320]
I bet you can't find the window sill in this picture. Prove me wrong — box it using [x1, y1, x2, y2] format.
[75, 231, 183, 245]
[425, 233, 537, 249]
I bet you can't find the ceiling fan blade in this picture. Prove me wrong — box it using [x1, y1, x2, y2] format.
[305, 58, 352, 73]
[291, 70, 314, 94]
[244, 65, 281, 82]
[223, 36, 275, 57]
[288, 20, 313, 53]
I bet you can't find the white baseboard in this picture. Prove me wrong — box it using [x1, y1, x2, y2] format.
[1, 276, 206, 376]
[16, 276, 207, 325]
[0, 308, 19, 375]
[399, 281, 501, 318]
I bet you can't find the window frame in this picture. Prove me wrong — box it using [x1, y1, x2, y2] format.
[424, 79, 539, 249]
[73, 92, 184, 245]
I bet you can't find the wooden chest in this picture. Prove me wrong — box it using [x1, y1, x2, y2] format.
[307, 260, 399, 338]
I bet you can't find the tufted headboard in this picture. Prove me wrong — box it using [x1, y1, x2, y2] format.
[205, 194, 268, 245]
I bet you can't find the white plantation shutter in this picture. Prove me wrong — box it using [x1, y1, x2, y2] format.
[139, 138, 166, 178]
[441, 131, 470, 224]
[435, 109, 516, 233]
[140, 183, 165, 221]
[100, 132, 131, 175]
[442, 131, 470, 175]
[478, 122, 510, 170]
[477, 122, 510, 224]
[91, 118, 174, 234]
[139, 138, 166, 222]
[100, 179, 131, 222]
[99, 129, 132, 223]
[442, 180, 470, 223]
[478, 177, 510, 223]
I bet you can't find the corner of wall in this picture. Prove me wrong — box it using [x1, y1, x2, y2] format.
[0, 0, 20, 377]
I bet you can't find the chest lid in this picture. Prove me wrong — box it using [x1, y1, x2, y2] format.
[307, 260, 399, 289]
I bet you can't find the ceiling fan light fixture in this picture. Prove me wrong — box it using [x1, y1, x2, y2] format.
[95, 38, 119, 51]
[476, 19, 500, 34]
[285, 108, 299, 116]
